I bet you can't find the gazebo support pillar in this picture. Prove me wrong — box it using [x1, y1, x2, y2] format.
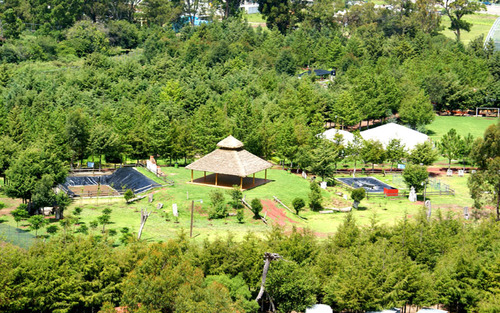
[204, 171, 206, 182]
[240, 176, 243, 190]
[215, 173, 218, 186]
[191, 170, 193, 183]
[253, 173, 255, 185]
[265, 169, 267, 182]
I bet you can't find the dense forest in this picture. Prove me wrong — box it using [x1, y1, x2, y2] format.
[1, 0, 500, 312]
[1, 213, 499, 312]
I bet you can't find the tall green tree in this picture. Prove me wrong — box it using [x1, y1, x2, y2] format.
[441, 0, 486, 41]
[360, 139, 386, 171]
[28, 215, 46, 237]
[65, 109, 90, 168]
[402, 164, 429, 193]
[386, 138, 407, 171]
[438, 128, 461, 169]
[257, 0, 305, 34]
[5, 146, 66, 205]
[309, 139, 338, 181]
[399, 89, 435, 129]
[0, 136, 18, 185]
[346, 133, 363, 177]
[468, 122, 500, 220]
[408, 141, 438, 166]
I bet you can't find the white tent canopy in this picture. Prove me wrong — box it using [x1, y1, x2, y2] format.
[360, 123, 429, 150]
[306, 304, 333, 313]
[318, 128, 354, 145]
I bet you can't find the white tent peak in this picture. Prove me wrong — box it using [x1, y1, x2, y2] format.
[360, 123, 429, 150]
[318, 128, 354, 145]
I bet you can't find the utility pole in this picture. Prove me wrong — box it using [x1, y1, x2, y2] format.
[190, 200, 194, 238]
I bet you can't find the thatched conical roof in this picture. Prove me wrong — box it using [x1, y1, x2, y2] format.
[217, 135, 244, 149]
[186, 136, 272, 177]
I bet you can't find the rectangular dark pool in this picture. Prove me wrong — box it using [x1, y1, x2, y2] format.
[336, 177, 396, 193]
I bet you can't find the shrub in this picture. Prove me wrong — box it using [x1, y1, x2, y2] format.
[292, 198, 305, 215]
[351, 188, 366, 209]
[107, 20, 139, 49]
[308, 182, 323, 211]
[236, 209, 244, 223]
[402, 164, 428, 192]
[66, 21, 109, 57]
[209, 190, 227, 219]
[250, 198, 263, 218]
[124, 189, 135, 202]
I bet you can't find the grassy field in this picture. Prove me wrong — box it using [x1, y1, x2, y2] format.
[0, 116, 496, 244]
[440, 14, 498, 45]
[426, 115, 498, 140]
[0, 165, 474, 244]
[243, 13, 266, 24]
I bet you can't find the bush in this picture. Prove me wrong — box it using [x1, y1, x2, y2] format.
[351, 188, 366, 209]
[308, 182, 323, 211]
[292, 198, 305, 215]
[66, 21, 109, 57]
[124, 189, 135, 202]
[402, 164, 429, 192]
[250, 198, 263, 218]
[107, 20, 139, 49]
[351, 188, 366, 202]
[209, 190, 227, 219]
[236, 209, 244, 223]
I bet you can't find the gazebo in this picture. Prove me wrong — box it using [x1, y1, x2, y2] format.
[186, 136, 273, 190]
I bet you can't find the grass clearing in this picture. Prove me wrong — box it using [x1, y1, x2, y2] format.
[427, 115, 498, 140]
[3, 113, 495, 244]
[1, 166, 476, 244]
[243, 13, 266, 23]
[440, 14, 498, 45]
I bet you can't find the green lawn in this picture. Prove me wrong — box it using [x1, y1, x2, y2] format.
[0, 165, 475, 243]
[440, 14, 498, 45]
[2, 116, 496, 243]
[426, 115, 498, 140]
[243, 13, 266, 24]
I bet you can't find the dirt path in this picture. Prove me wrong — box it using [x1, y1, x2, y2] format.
[0, 198, 22, 216]
[261, 199, 297, 226]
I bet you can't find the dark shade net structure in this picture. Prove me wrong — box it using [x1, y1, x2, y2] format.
[60, 167, 162, 196]
[336, 177, 396, 193]
[298, 69, 336, 77]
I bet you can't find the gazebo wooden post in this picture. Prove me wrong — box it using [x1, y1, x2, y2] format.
[191, 170, 193, 183]
[215, 173, 218, 186]
[265, 169, 267, 182]
[240, 176, 243, 190]
[204, 171, 206, 182]
[253, 173, 255, 185]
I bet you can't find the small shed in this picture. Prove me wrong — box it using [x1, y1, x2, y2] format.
[186, 136, 273, 190]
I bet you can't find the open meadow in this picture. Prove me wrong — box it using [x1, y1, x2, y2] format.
[1, 115, 497, 245]
[439, 13, 498, 44]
